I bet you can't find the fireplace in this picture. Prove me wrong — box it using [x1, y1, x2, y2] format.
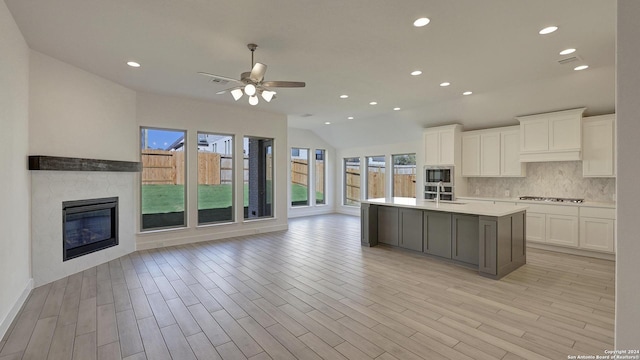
[62, 197, 118, 261]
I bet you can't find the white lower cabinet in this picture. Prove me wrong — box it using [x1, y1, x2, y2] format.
[546, 214, 579, 247]
[578, 207, 616, 253]
[525, 212, 546, 243]
[579, 217, 614, 252]
[521, 203, 615, 254]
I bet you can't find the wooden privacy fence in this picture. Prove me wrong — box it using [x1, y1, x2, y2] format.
[394, 165, 416, 198]
[345, 164, 361, 204]
[291, 159, 325, 194]
[141, 150, 185, 185]
[142, 150, 272, 185]
[346, 165, 416, 201]
[367, 165, 385, 199]
[142, 150, 414, 197]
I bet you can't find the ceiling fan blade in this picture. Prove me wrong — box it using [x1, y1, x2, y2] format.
[262, 81, 306, 88]
[249, 62, 267, 82]
[215, 85, 242, 95]
[198, 72, 243, 85]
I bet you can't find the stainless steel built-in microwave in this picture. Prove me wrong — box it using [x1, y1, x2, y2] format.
[424, 165, 455, 200]
[424, 165, 454, 184]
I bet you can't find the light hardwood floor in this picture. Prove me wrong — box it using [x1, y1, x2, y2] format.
[0, 214, 615, 360]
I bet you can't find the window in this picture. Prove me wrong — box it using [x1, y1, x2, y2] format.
[315, 149, 326, 205]
[344, 157, 361, 206]
[393, 154, 416, 197]
[244, 136, 274, 219]
[198, 133, 234, 225]
[140, 128, 186, 230]
[291, 148, 309, 207]
[366, 156, 386, 199]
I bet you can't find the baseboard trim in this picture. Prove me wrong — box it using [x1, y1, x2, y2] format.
[336, 206, 360, 217]
[0, 278, 34, 341]
[288, 207, 336, 218]
[137, 224, 289, 250]
[527, 242, 615, 261]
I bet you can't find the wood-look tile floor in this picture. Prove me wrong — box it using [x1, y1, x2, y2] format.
[0, 214, 615, 360]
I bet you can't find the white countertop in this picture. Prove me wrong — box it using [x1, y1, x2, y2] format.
[363, 197, 528, 217]
[457, 196, 616, 209]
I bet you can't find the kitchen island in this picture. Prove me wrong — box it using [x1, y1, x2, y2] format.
[361, 197, 528, 279]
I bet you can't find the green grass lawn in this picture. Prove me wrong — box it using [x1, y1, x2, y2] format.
[142, 184, 322, 214]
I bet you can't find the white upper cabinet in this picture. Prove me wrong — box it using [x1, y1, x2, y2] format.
[423, 124, 462, 166]
[517, 108, 585, 162]
[461, 134, 480, 176]
[461, 125, 525, 177]
[481, 132, 501, 176]
[501, 129, 526, 177]
[582, 114, 616, 177]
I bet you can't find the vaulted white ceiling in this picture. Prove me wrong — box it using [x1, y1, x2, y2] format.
[6, 0, 615, 148]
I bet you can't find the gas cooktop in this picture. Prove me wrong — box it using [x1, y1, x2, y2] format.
[518, 196, 584, 203]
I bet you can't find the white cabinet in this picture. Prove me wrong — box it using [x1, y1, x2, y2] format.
[520, 203, 579, 248]
[501, 129, 526, 177]
[517, 108, 585, 162]
[424, 124, 462, 166]
[424, 131, 440, 165]
[461, 134, 480, 176]
[521, 202, 615, 254]
[580, 218, 614, 252]
[461, 126, 524, 177]
[582, 114, 616, 177]
[481, 132, 501, 176]
[525, 212, 546, 243]
[579, 207, 615, 253]
[546, 214, 579, 247]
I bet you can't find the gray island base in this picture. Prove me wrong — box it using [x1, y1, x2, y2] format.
[361, 198, 528, 279]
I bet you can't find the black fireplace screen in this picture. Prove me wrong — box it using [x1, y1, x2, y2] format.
[63, 197, 118, 261]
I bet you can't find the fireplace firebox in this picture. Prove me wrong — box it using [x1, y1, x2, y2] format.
[62, 197, 118, 261]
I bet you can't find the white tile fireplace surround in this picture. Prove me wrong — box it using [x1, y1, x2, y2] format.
[31, 171, 136, 286]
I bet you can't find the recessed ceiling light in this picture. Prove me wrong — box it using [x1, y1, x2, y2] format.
[369, 101, 378, 105]
[393, 107, 401, 111]
[560, 48, 576, 55]
[347, 116, 354, 120]
[539, 26, 558, 35]
[127, 61, 141, 68]
[574, 65, 589, 71]
[411, 70, 422, 76]
[413, 17, 430, 27]
[339, 94, 349, 99]
[463, 91, 473, 96]
[324, 122, 331, 125]
[440, 82, 450, 87]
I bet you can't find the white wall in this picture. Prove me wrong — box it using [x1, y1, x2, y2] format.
[615, 0, 640, 348]
[335, 140, 421, 216]
[288, 128, 335, 218]
[29, 50, 138, 161]
[136, 92, 289, 249]
[27, 51, 139, 286]
[0, 0, 32, 340]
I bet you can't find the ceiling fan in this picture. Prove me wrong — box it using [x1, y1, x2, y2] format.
[199, 43, 306, 105]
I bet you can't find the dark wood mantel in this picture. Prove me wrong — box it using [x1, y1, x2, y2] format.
[28, 155, 141, 172]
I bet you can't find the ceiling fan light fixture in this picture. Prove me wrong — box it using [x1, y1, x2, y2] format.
[230, 88, 243, 101]
[248, 95, 259, 105]
[261, 90, 275, 102]
[244, 84, 257, 96]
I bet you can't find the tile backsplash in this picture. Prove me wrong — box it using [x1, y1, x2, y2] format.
[466, 161, 615, 202]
